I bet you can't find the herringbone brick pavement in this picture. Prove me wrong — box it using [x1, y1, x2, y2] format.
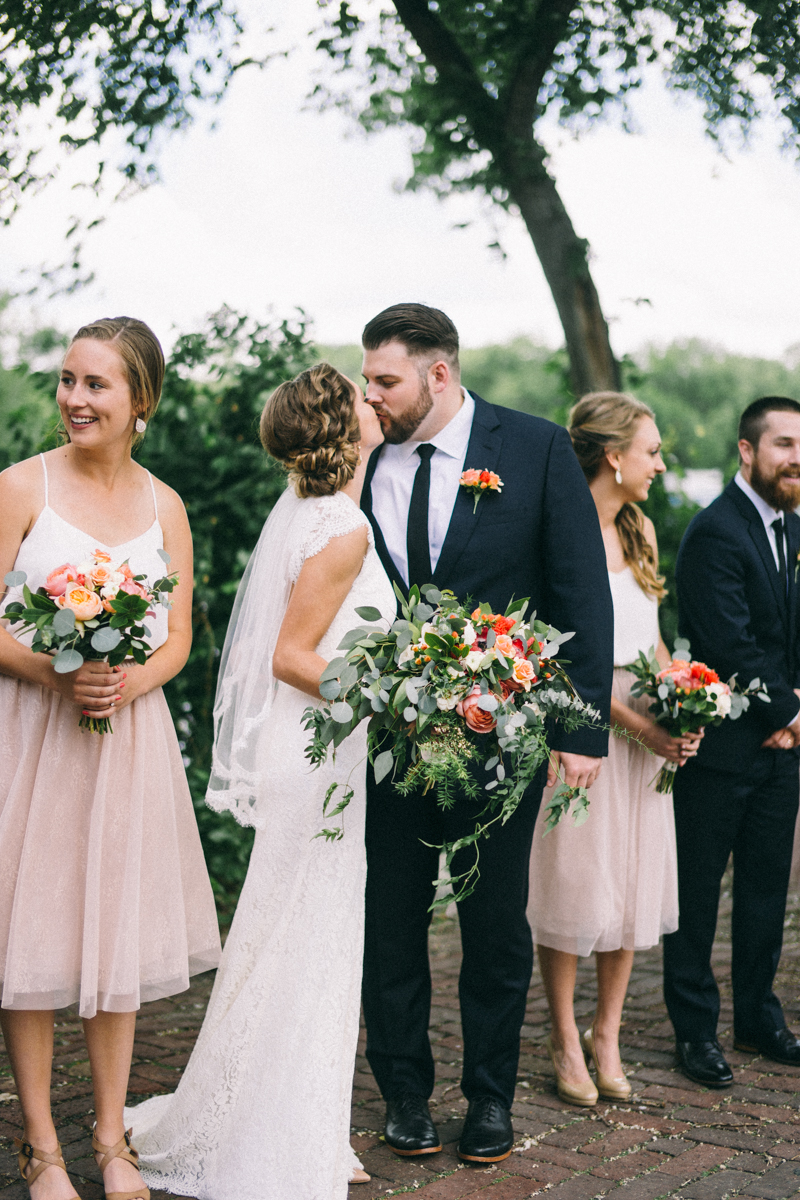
[1, 875, 798, 1199]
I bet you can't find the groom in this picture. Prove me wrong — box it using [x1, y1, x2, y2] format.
[360, 304, 613, 1162]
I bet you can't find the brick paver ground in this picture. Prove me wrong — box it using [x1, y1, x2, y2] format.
[1, 873, 798, 1199]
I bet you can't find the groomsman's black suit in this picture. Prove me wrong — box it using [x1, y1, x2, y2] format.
[361, 393, 613, 1107]
[664, 478, 800, 1047]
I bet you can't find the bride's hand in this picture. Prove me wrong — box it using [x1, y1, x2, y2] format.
[640, 721, 703, 765]
[48, 660, 125, 717]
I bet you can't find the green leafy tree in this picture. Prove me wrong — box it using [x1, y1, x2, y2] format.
[314, 0, 800, 393]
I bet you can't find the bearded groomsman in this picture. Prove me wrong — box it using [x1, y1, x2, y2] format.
[359, 303, 613, 1163]
[665, 396, 800, 1087]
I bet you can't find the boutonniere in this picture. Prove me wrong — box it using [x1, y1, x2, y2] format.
[460, 468, 504, 514]
[795, 549, 800, 582]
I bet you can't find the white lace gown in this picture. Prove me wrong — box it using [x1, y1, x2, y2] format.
[125, 491, 396, 1200]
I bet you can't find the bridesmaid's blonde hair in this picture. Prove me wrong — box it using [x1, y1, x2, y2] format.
[260, 362, 361, 498]
[70, 317, 165, 447]
[569, 391, 667, 601]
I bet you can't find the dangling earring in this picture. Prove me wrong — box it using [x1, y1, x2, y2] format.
[615, 468, 623, 486]
[357, 443, 363, 466]
[135, 417, 147, 434]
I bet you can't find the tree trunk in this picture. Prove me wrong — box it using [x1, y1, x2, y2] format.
[508, 162, 620, 397]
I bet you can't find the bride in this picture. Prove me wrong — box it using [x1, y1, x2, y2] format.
[125, 363, 394, 1198]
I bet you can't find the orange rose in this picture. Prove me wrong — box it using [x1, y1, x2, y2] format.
[512, 659, 537, 691]
[90, 565, 115, 588]
[494, 634, 516, 659]
[92, 549, 112, 563]
[56, 586, 103, 621]
[456, 685, 498, 733]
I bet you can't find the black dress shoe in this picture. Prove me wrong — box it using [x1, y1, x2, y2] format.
[458, 1096, 514, 1163]
[676, 1040, 733, 1088]
[384, 1094, 442, 1156]
[734, 1026, 800, 1066]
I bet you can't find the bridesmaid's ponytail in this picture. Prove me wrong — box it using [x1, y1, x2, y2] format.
[569, 391, 667, 602]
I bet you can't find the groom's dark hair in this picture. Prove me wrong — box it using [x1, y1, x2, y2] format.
[739, 396, 800, 450]
[362, 303, 459, 370]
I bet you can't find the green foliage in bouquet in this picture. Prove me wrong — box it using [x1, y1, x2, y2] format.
[304, 584, 601, 905]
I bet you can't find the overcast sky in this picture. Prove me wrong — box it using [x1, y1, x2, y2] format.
[3, 0, 800, 359]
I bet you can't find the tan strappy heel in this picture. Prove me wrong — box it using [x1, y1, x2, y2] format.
[91, 1127, 150, 1200]
[14, 1138, 79, 1197]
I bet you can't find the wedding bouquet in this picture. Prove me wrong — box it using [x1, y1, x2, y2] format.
[628, 638, 769, 793]
[3, 548, 178, 733]
[304, 584, 600, 902]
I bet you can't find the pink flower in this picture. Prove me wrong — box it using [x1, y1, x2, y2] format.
[45, 563, 79, 597]
[456, 685, 497, 733]
[494, 634, 517, 659]
[460, 468, 482, 486]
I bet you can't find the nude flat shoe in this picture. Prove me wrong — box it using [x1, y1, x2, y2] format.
[545, 1035, 598, 1107]
[350, 1168, 371, 1183]
[582, 1024, 632, 1102]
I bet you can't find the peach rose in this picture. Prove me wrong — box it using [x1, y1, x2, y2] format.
[56, 585, 103, 621]
[455, 685, 497, 733]
[92, 549, 112, 564]
[90, 564, 115, 589]
[494, 634, 516, 659]
[119, 562, 134, 581]
[512, 659, 537, 691]
[460, 469, 482, 486]
[45, 563, 79, 597]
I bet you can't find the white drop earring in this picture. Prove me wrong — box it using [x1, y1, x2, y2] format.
[135, 417, 147, 434]
[615, 468, 623, 486]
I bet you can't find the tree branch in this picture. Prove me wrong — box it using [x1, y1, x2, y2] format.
[503, 0, 577, 140]
[391, 0, 500, 149]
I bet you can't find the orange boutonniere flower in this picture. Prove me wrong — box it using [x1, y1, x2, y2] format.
[460, 468, 503, 514]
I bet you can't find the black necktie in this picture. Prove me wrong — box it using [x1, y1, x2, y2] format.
[772, 517, 788, 595]
[406, 444, 436, 589]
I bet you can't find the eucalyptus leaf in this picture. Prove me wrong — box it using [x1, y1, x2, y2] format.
[91, 626, 122, 653]
[355, 605, 383, 621]
[476, 693, 499, 712]
[53, 648, 84, 673]
[157, 548, 171, 563]
[52, 607, 76, 636]
[373, 749, 394, 784]
[403, 706, 417, 722]
[319, 678, 341, 701]
[330, 701, 354, 724]
[3, 570, 26, 587]
[320, 656, 347, 682]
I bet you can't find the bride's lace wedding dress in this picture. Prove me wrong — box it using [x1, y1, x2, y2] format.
[125, 489, 396, 1200]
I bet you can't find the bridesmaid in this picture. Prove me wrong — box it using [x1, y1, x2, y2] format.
[528, 392, 701, 1106]
[0, 317, 220, 1200]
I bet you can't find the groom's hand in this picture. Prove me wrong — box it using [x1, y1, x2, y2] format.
[547, 751, 602, 790]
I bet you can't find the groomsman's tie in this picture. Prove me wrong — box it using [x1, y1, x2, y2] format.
[407, 443, 436, 589]
[772, 517, 788, 596]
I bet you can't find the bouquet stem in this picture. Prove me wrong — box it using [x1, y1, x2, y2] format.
[79, 714, 113, 735]
[652, 761, 678, 794]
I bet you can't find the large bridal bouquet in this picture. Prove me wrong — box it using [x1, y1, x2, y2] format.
[3, 547, 177, 733]
[629, 638, 770, 793]
[304, 584, 600, 902]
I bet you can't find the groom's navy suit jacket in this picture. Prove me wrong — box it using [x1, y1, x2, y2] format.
[362, 393, 613, 758]
[676, 478, 800, 774]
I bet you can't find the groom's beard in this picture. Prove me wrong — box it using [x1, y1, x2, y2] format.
[750, 457, 800, 512]
[376, 378, 434, 445]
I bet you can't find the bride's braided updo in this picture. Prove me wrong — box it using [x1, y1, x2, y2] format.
[260, 362, 361, 498]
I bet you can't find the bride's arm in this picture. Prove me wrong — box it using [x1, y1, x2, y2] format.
[273, 524, 370, 698]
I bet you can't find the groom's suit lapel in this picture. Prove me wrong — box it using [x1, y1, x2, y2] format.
[727, 480, 788, 626]
[432, 394, 502, 589]
[361, 448, 406, 597]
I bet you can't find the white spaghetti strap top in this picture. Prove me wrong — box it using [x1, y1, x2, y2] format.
[40, 452, 49, 505]
[40, 452, 157, 522]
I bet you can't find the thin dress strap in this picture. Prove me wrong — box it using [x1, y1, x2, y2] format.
[146, 471, 158, 521]
[39, 453, 49, 506]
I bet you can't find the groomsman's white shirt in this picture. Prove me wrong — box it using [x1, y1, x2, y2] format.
[371, 388, 475, 586]
[734, 470, 784, 571]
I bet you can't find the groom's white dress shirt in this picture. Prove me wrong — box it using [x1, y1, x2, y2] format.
[734, 470, 784, 571]
[371, 388, 475, 586]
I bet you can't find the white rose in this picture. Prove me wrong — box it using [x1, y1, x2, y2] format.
[461, 621, 476, 647]
[419, 622, 437, 646]
[464, 649, 485, 673]
[437, 694, 459, 711]
[522, 700, 544, 721]
[100, 583, 119, 599]
[397, 643, 418, 666]
[707, 682, 731, 717]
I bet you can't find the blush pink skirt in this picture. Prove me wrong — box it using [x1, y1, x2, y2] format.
[528, 668, 679, 956]
[0, 676, 221, 1018]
